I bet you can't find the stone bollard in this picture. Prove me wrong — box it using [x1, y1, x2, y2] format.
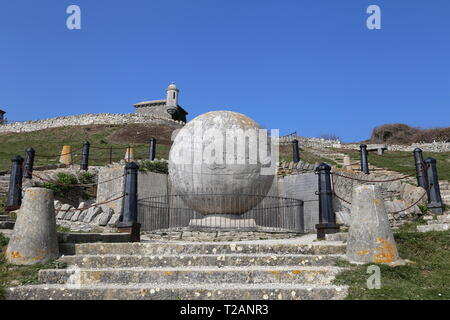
[59, 145, 72, 165]
[124, 147, 135, 162]
[315, 163, 340, 240]
[80, 141, 90, 171]
[149, 138, 156, 161]
[347, 185, 399, 264]
[359, 144, 370, 175]
[6, 155, 24, 212]
[24, 147, 35, 179]
[117, 162, 141, 242]
[6, 188, 59, 265]
[343, 156, 351, 170]
[413, 148, 428, 189]
[292, 139, 300, 163]
[425, 158, 444, 214]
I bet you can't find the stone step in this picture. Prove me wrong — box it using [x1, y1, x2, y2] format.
[0, 215, 13, 221]
[74, 241, 347, 256]
[6, 283, 348, 300]
[436, 214, 450, 222]
[59, 253, 346, 268]
[427, 219, 450, 225]
[325, 233, 348, 242]
[0, 229, 13, 238]
[417, 224, 450, 232]
[0, 221, 15, 230]
[38, 266, 344, 285]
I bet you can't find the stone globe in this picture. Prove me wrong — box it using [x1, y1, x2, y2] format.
[169, 111, 275, 215]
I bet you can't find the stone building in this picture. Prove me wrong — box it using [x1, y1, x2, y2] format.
[133, 83, 188, 123]
[0, 109, 5, 124]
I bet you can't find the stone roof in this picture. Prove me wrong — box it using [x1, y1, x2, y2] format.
[134, 99, 167, 107]
[134, 100, 188, 115]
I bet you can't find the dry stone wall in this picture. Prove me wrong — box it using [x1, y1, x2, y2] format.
[0, 113, 185, 134]
[341, 141, 450, 153]
[331, 168, 427, 228]
[279, 135, 341, 149]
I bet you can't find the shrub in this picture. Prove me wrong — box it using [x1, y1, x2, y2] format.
[139, 160, 168, 174]
[370, 124, 450, 144]
[320, 133, 341, 141]
[78, 171, 95, 184]
[42, 172, 79, 198]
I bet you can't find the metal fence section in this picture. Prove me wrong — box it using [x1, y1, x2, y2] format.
[137, 194, 304, 233]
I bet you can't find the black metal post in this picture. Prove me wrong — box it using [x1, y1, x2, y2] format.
[149, 138, 156, 161]
[24, 147, 35, 179]
[360, 144, 370, 174]
[315, 163, 340, 240]
[6, 155, 24, 211]
[80, 141, 90, 171]
[109, 147, 113, 164]
[425, 158, 444, 214]
[292, 139, 300, 163]
[118, 162, 141, 241]
[413, 148, 428, 189]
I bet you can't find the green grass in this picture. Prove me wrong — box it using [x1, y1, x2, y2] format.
[0, 233, 67, 300]
[334, 221, 450, 300]
[339, 149, 450, 181]
[0, 125, 171, 172]
[280, 146, 337, 166]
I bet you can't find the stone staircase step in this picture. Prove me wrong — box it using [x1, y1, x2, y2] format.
[0, 221, 15, 230]
[74, 241, 347, 256]
[427, 219, 450, 225]
[436, 214, 450, 222]
[59, 254, 346, 268]
[417, 224, 450, 232]
[0, 215, 13, 221]
[325, 233, 348, 242]
[38, 266, 344, 285]
[6, 283, 349, 300]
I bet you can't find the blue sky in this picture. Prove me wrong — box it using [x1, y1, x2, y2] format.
[1, 0, 449, 142]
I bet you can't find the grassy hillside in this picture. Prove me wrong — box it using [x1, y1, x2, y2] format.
[339, 149, 450, 182]
[0, 124, 177, 172]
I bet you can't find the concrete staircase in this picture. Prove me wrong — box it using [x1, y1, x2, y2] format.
[6, 235, 349, 300]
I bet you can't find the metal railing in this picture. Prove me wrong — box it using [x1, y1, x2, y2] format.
[137, 194, 304, 233]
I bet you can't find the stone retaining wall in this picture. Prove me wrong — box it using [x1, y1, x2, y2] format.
[331, 168, 427, 227]
[0, 113, 185, 134]
[279, 135, 341, 149]
[341, 141, 450, 153]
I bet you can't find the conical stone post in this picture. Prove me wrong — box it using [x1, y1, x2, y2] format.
[6, 188, 59, 265]
[346, 184, 399, 264]
[124, 147, 135, 162]
[59, 145, 72, 165]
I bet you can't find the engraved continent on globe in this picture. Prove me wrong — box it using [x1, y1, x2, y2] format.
[169, 111, 275, 215]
